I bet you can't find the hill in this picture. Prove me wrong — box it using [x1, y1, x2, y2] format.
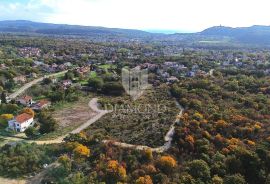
[2, 20, 270, 46]
[0, 20, 153, 38]
[200, 25, 270, 45]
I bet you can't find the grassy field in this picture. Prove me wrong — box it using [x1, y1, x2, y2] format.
[86, 86, 179, 147]
[89, 71, 97, 78]
[36, 97, 96, 140]
[98, 64, 116, 73]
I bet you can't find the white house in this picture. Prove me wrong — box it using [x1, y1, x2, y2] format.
[8, 113, 34, 132]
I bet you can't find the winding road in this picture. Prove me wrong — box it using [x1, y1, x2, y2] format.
[1, 98, 110, 145]
[8, 70, 68, 99]
[102, 98, 184, 153]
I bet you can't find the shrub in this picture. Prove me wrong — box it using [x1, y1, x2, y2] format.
[157, 156, 177, 173]
[0, 114, 14, 120]
[186, 159, 211, 182]
[22, 108, 35, 117]
[106, 160, 127, 181]
[224, 174, 246, 184]
[135, 175, 153, 184]
[73, 144, 90, 157]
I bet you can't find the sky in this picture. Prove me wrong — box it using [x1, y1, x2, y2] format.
[0, 0, 270, 33]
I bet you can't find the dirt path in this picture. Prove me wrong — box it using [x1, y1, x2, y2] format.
[26, 163, 59, 184]
[1, 98, 110, 145]
[0, 177, 26, 184]
[8, 70, 68, 99]
[102, 98, 184, 153]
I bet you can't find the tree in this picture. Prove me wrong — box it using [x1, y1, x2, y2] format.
[73, 144, 90, 158]
[157, 156, 177, 173]
[43, 78, 52, 85]
[39, 112, 58, 134]
[135, 175, 153, 184]
[212, 175, 223, 184]
[65, 71, 75, 80]
[25, 127, 36, 138]
[58, 154, 71, 172]
[88, 77, 104, 91]
[4, 104, 19, 114]
[224, 174, 246, 184]
[22, 108, 35, 117]
[179, 173, 196, 184]
[186, 160, 211, 182]
[106, 160, 127, 182]
[70, 172, 86, 184]
[0, 114, 14, 120]
[102, 82, 124, 96]
[1, 91, 6, 104]
[143, 149, 153, 161]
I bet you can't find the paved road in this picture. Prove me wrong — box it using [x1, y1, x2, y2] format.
[9, 70, 68, 99]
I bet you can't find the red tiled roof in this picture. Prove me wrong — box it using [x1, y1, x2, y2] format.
[20, 95, 32, 101]
[15, 113, 33, 124]
[36, 99, 50, 107]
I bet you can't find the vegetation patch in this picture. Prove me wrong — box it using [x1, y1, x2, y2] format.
[86, 85, 179, 147]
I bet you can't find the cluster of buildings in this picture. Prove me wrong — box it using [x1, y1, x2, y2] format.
[33, 61, 72, 73]
[138, 62, 210, 84]
[18, 47, 41, 58]
[7, 96, 51, 132]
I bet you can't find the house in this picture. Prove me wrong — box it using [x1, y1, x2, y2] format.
[187, 71, 195, 77]
[61, 80, 72, 89]
[13, 76, 27, 83]
[17, 95, 33, 106]
[167, 76, 179, 83]
[32, 99, 51, 110]
[29, 73, 38, 78]
[50, 77, 57, 83]
[0, 64, 8, 69]
[76, 66, 90, 76]
[8, 113, 34, 132]
[63, 80, 72, 86]
[18, 47, 41, 58]
[33, 61, 44, 67]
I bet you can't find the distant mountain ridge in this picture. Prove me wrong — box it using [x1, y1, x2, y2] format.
[200, 25, 270, 44]
[0, 20, 153, 38]
[2, 20, 270, 46]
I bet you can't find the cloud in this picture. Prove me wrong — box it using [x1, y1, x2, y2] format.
[0, 0, 270, 32]
[0, 0, 55, 22]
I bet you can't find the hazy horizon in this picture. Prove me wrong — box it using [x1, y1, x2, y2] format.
[1, 0, 270, 32]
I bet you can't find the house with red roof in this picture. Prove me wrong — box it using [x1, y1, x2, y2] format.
[8, 113, 34, 132]
[17, 95, 33, 106]
[33, 99, 51, 110]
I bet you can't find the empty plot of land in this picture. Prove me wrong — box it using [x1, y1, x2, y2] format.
[38, 99, 98, 140]
[52, 100, 97, 129]
[86, 87, 179, 147]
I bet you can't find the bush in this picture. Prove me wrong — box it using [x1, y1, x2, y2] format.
[186, 160, 211, 182]
[88, 77, 104, 91]
[73, 144, 90, 158]
[157, 156, 177, 173]
[102, 82, 124, 96]
[135, 175, 153, 184]
[39, 112, 58, 134]
[224, 174, 246, 184]
[0, 114, 14, 120]
[0, 143, 53, 177]
[25, 127, 37, 138]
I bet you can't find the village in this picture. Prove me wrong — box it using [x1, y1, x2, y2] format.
[1, 44, 270, 137]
